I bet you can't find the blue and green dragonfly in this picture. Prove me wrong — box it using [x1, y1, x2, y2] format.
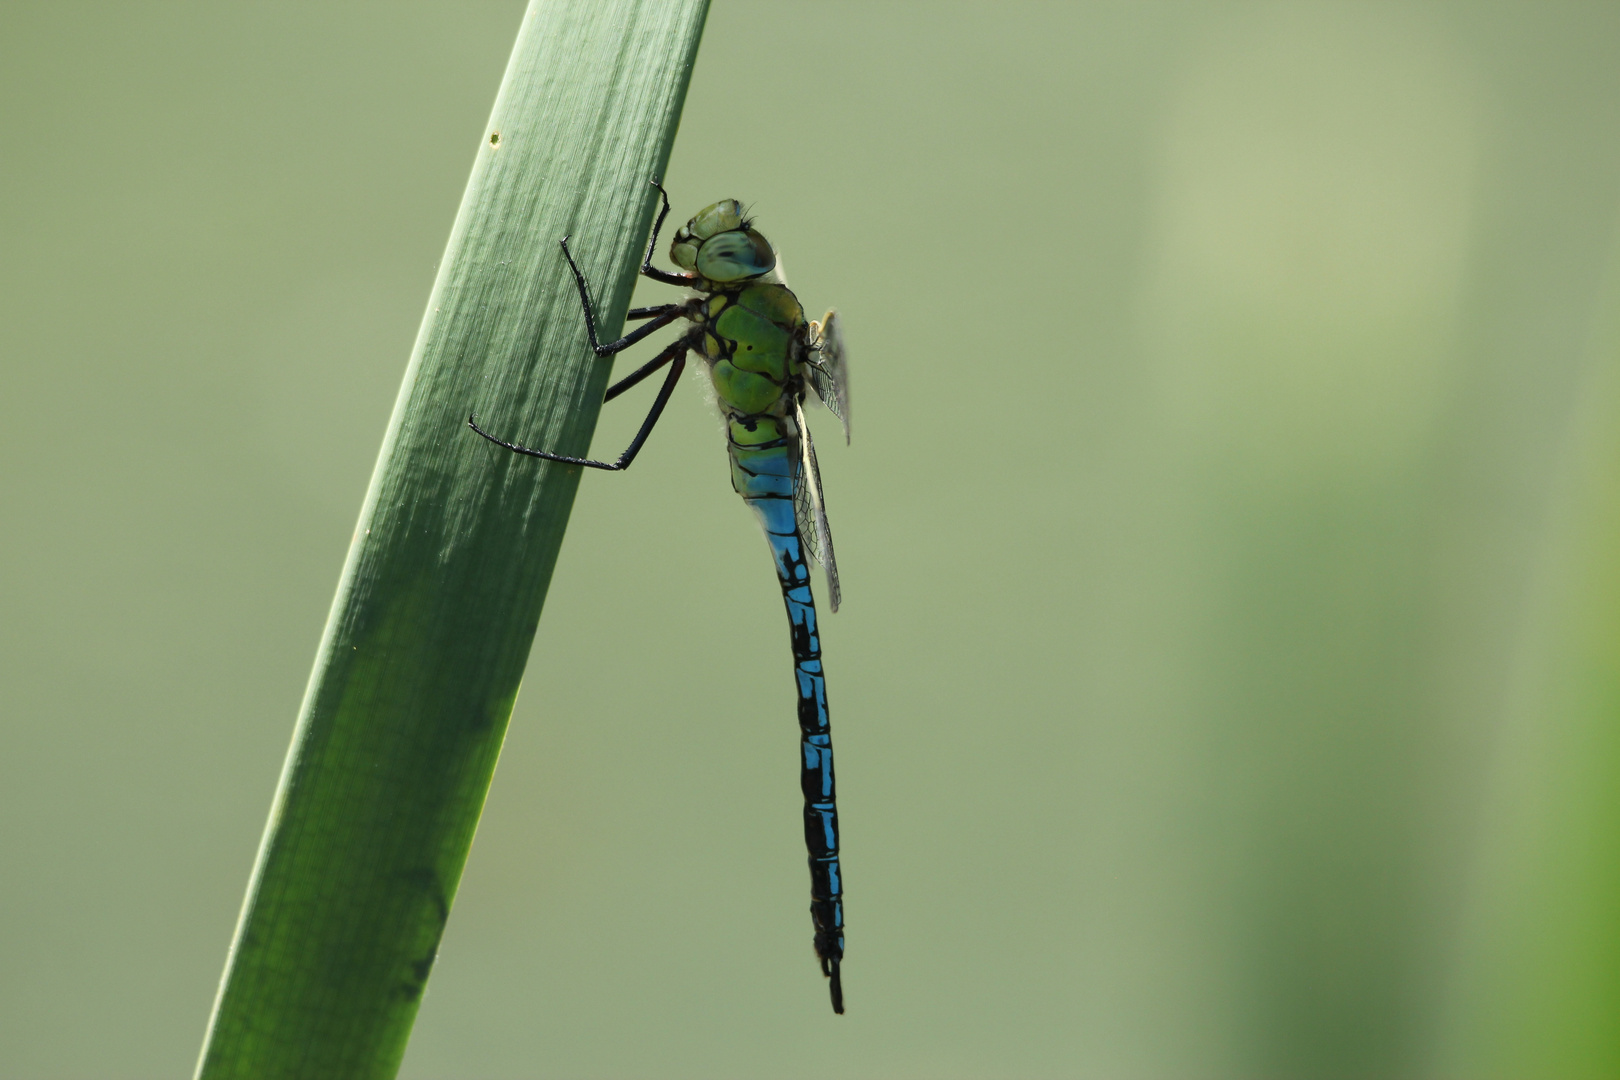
[469, 181, 851, 1014]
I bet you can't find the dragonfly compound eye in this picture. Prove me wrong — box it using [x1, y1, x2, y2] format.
[686, 199, 746, 240]
[694, 228, 776, 282]
[670, 199, 747, 272]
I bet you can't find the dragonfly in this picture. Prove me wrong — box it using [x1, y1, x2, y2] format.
[469, 180, 851, 1014]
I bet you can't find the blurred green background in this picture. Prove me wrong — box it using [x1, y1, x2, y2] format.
[5, 2, 1620, 1076]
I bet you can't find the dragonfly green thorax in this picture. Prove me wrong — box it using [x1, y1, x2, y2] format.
[696, 280, 806, 416]
[670, 199, 777, 284]
[466, 180, 848, 1014]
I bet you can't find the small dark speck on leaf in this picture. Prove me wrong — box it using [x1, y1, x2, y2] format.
[489, 131, 501, 147]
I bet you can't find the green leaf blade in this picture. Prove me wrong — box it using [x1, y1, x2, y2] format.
[195, 2, 709, 1077]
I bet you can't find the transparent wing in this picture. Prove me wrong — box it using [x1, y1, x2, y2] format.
[793, 398, 842, 612]
[773, 255, 848, 441]
[806, 309, 850, 444]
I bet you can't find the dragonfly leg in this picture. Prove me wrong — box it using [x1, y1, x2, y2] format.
[604, 332, 690, 403]
[559, 237, 696, 357]
[468, 338, 690, 472]
[626, 303, 679, 322]
[640, 176, 695, 287]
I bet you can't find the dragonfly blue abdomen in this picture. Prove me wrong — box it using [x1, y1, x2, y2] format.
[742, 486, 844, 1008]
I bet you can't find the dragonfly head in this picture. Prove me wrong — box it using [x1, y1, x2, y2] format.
[670, 199, 776, 283]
